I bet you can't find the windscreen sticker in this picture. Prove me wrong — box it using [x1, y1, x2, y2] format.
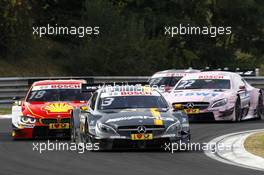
[101, 97, 114, 106]
[152, 72, 188, 78]
[176, 80, 195, 89]
[32, 84, 81, 91]
[197, 75, 229, 79]
[174, 92, 219, 97]
[28, 91, 46, 100]
[101, 91, 159, 98]
[120, 91, 152, 96]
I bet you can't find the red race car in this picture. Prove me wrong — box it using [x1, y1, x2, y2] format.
[11, 80, 90, 139]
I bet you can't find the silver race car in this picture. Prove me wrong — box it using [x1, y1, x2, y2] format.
[71, 86, 190, 150]
[149, 69, 200, 92]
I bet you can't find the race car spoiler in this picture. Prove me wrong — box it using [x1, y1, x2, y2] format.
[81, 82, 148, 92]
[203, 68, 257, 76]
[82, 83, 100, 92]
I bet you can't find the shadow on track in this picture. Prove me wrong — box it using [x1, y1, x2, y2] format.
[190, 118, 264, 125]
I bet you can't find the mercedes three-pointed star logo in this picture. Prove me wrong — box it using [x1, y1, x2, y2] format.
[186, 103, 195, 109]
[137, 126, 146, 134]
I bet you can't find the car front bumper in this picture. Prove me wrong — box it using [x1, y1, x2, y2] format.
[90, 134, 190, 150]
[185, 104, 235, 122]
[12, 125, 71, 139]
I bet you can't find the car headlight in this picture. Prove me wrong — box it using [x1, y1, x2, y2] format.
[20, 116, 36, 124]
[96, 122, 117, 134]
[165, 121, 181, 134]
[211, 98, 228, 108]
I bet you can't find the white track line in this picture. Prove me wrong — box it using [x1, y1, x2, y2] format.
[205, 129, 264, 172]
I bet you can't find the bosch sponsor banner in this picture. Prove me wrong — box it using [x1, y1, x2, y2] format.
[100, 91, 156, 98]
[28, 77, 94, 87]
[198, 75, 228, 79]
[152, 72, 189, 78]
[32, 84, 81, 91]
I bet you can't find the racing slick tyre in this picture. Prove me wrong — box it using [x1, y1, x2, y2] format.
[234, 97, 242, 122]
[256, 94, 264, 120]
[71, 117, 81, 143]
[80, 120, 89, 143]
[70, 118, 76, 142]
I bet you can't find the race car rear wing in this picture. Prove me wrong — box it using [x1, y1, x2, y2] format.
[82, 83, 100, 92]
[81, 82, 148, 93]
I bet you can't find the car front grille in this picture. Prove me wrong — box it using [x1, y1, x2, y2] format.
[32, 126, 70, 138]
[40, 119, 58, 125]
[60, 118, 71, 123]
[40, 118, 71, 125]
[117, 125, 165, 132]
[173, 102, 209, 110]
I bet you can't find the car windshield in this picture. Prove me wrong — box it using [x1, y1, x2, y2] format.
[26, 89, 91, 102]
[175, 79, 231, 89]
[149, 77, 181, 87]
[98, 96, 168, 110]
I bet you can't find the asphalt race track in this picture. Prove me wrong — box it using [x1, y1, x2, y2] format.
[0, 119, 263, 175]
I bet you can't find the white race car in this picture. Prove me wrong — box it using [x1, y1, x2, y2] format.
[149, 69, 200, 92]
[164, 71, 263, 122]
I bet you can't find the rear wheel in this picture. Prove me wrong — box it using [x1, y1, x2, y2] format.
[234, 97, 242, 122]
[71, 117, 81, 143]
[70, 117, 76, 142]
[257, 94, 263, 120]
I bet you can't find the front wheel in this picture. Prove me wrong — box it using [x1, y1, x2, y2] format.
[80, 120, 89, 143]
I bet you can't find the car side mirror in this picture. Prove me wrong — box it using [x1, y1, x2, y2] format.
[13, 96, 22, 106]
[164, 86, 172, 92]
[239, 85, 246, 90]
[80, 106, 89, 111]
[173, 103, 183, 111]
[12, 96, 20, 101]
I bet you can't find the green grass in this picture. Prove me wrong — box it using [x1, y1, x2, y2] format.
[245, 132, 264, 158]
[0, 108, 11, 115]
